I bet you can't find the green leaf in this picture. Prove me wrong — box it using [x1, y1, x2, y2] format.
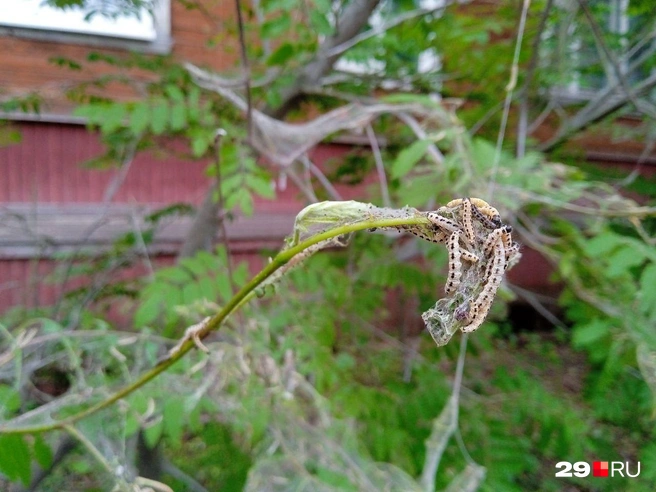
[40, 318, 63, 334]
[606, 246, 645, 277]
[163, 398, 186, 446]
[391, 139, 431, 178]
[0, 127, 22, 146]
[73, 103, 101, 123]
[262, 0, 297, 13]
[584, 232, 624, 256]
[100, 103, 127, 133]
[182, 282, 204, 304]
[470, 138, 499, 171]
[129, 103, 150, 135]
[134, 294, 162, 327]
[143, 419, 164, 448]
[179, 256, 207, 277]
[158, 267, 192, 283]
[151, 101, 170, 135]
[195, 250, 222, 272]
[220, 173, 244, 197]
[32, 435, 53, 469]
[191, 131, 211, 157]
[267, 43, 295, 66]
[639, 263, 656, 317]
[198, 276, 218, 300]
[315, 467, 356, 489]
[261, 16, 291, 39]
[572, 319, 610, 348]
[164, 84, 185, 102]
[215, 273, 233, 302]
[170, 103, 187, 131]
[0, 434, 31, 485]
[0, 384, 21, 416]
[239, 192, 254, 216]
[124, 412, 140, 438]
[245, 174, 275, 199]
[310, 10, 333, 35]
[187, 86, 201, 123]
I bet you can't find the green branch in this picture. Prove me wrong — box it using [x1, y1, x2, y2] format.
[0, 213, 428, 435]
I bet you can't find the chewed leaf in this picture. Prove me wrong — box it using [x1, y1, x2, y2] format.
[290, 201, 374, 246]
[289, 201, 420, 246]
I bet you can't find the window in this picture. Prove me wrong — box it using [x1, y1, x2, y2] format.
[0, 0, 171, 53]
[542, 0, 655, 103]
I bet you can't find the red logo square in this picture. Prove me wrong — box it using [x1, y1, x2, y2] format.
[593, 461, 609, 477]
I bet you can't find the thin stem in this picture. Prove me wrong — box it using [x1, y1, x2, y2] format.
[64, 424, 130, 491]
[305, 157, 343, 201]
[0, 214, 429, 435]
[451, 333, 468, 410]
[234, 0, 252, 140]
[487, 0, 531, 198]
[366, 124, 391, 207]
[213, 131, 238, 295]
[517, 0, 554, 158]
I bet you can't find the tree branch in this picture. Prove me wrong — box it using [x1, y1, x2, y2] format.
[540, 32, 656, 152]
[539, 71, 656, 152]
[325, 3, 453, 59]
[517, 0, 554, 158]
[265, 0, 382, 118]
[0, 210, 432, 435]
[577, 0, 656, 120]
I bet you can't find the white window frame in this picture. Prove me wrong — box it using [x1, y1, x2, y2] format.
[0, 0, 171, 54]
[548, 0, 636, 104]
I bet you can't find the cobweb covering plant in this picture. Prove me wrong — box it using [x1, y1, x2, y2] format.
[0, 198, 513, 490]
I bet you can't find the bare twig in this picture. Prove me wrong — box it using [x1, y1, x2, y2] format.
[395, 112, 445, 164]
[617, 138, 655, 189]
[517, 0, 554, 157]
[420, 334, 472, 492]
[366, 124, 391, 207]
[527, 100, 555, 134]
[285, 165, 320, 202]
[509, 283, 568, 330]
[540, 54, 656, 151]
[487, 0, 531, 197]
[250, 0, 271, 56]
[265, 0, 383, 117]
[233, 0, 253, 140]
[497, 185, 656, 217]
[577, 0, 656, 120]
[129, 203, 155, 280]
[303, 156, 343, 201]
[212, 130, 238, 296]
[64, 424, 131, 491]
[53, 140, 138, 319]
[468, 99, 504, 136]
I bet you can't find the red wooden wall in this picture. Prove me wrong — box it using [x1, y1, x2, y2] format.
[0, 121, 378, 315]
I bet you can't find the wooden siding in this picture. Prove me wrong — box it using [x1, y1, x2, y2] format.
[1, 1, 647, 317]
[0, 121, 384, 313]
[0, 122, 367, 208]
[0, 203, 294, 258]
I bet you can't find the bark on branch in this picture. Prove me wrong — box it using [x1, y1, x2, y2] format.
[265, 0, 382, 118]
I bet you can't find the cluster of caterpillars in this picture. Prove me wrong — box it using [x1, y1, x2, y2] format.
[412, 198, 520, 335]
